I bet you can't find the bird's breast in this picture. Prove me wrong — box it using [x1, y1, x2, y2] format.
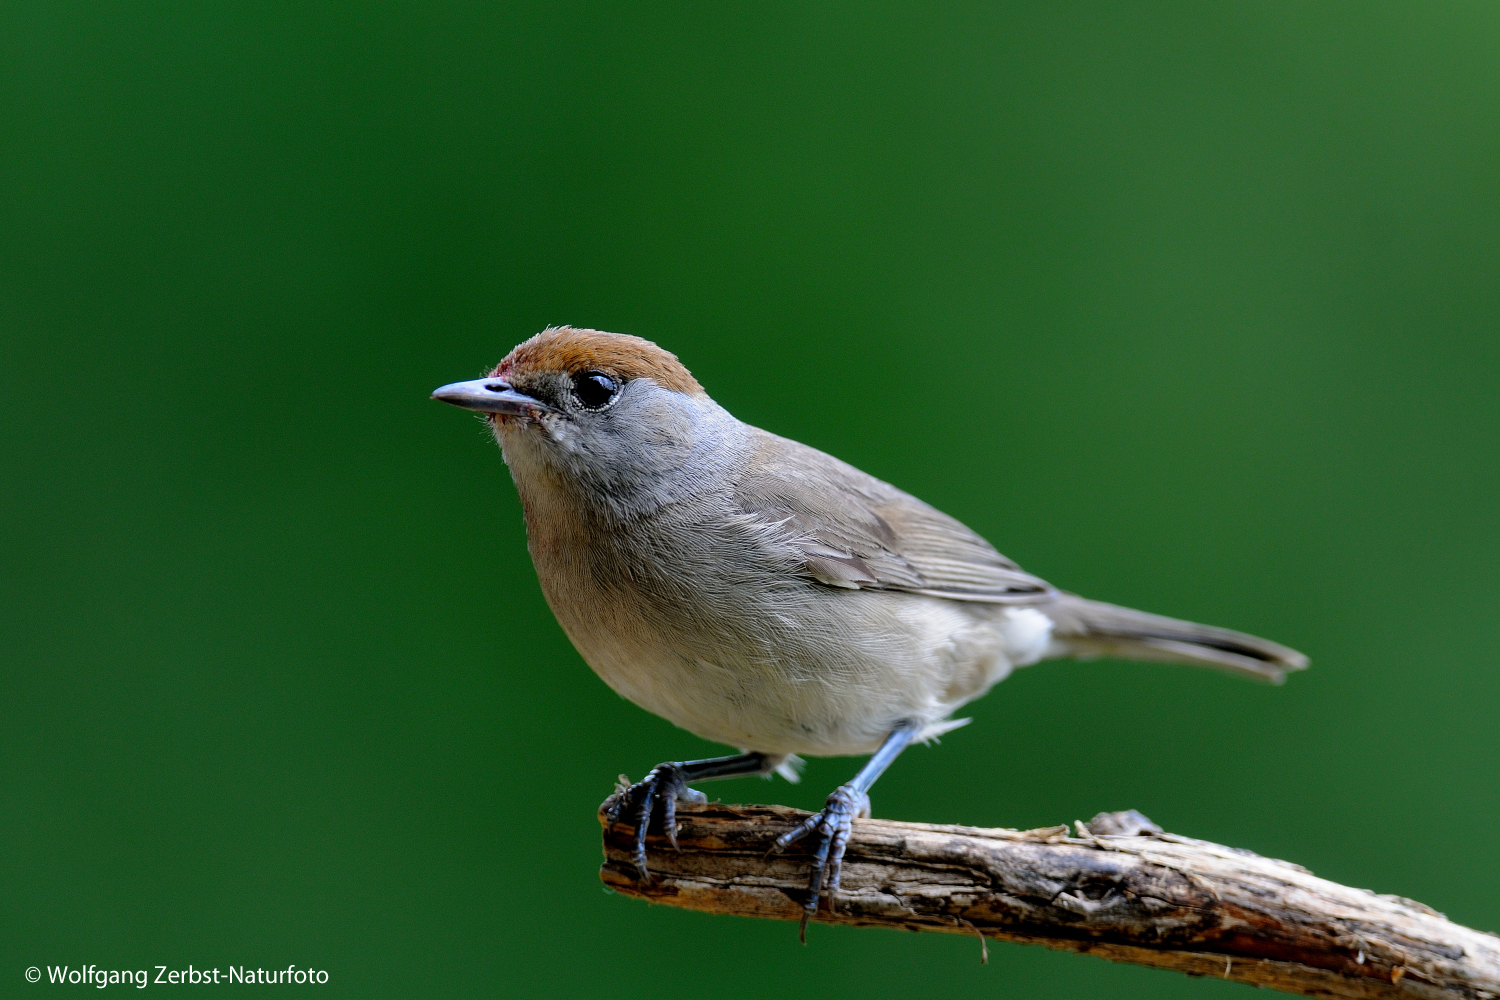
[522, 510, 1033, 756]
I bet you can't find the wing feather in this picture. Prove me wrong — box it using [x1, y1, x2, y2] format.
[733, 431, 1055, 604]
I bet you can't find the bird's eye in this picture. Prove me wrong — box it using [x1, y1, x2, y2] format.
[570, 370, 620, 410]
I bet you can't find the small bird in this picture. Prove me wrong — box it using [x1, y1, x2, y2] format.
[433, 326, 1306, 933]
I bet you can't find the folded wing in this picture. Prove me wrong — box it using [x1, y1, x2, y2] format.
[733, 431, 1055, 604]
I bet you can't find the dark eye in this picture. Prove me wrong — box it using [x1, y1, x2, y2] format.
[570, 370, 620, 410]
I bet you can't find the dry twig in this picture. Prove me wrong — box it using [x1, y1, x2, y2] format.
[599, 800, 1500, 999]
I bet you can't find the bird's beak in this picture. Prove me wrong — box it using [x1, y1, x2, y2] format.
[430, 378, 556, 416]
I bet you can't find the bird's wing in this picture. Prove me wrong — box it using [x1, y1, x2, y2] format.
[732, 431, 1056, 604]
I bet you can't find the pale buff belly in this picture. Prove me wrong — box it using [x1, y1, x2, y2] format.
[540, 572, 1031, 757]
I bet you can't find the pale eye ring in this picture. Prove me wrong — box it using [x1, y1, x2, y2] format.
[571, 370, 620, 410]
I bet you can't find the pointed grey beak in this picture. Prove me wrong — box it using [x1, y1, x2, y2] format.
[430, 378, 556, 416]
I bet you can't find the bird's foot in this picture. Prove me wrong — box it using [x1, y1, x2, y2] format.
[771, 784, 871, 940]
[603, 763, 708, 881]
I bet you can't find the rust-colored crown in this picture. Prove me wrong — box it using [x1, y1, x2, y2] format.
[492, 326, 703, 395]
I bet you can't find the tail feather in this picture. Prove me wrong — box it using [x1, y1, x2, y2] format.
[1045, 594, 1309, 684]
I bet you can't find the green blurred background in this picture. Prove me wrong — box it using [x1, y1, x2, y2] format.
[4, 2, 1498, 996]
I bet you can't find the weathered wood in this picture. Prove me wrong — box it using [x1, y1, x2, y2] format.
[599, 800, 1500, 999]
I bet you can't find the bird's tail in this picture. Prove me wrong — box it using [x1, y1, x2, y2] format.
[1044, 594, 1308, 684]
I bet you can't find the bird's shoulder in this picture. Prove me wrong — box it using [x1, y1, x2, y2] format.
[728, 429, 1055, 604]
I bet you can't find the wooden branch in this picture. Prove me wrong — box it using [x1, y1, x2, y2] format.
[599, 800, 1500, 999]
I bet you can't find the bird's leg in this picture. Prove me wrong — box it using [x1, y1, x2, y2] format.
[604, 752, 778, 881]
[772, 722, 919, 939]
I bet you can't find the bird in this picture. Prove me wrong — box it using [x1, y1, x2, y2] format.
[431, 325, 1307, 935]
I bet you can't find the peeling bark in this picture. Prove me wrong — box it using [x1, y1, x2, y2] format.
[599, 801, 1500, 999]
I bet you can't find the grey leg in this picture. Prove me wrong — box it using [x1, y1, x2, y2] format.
[606, 752, 779, 880]
[772, 723, 920, 939]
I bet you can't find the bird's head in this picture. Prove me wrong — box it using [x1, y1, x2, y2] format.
[432, 326, 744, 517]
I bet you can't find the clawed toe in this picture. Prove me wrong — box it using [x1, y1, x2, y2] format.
[602, 751, 778, 882]
[605, 764, 695, 881]
[771, 784, 869, 939]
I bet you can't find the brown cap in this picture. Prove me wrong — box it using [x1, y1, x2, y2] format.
[493, 326, 704, 395]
